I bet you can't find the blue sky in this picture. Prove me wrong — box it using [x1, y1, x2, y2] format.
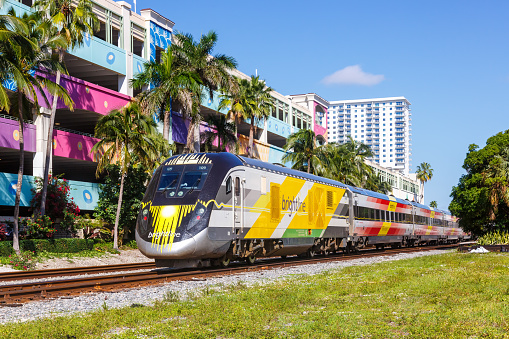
[129, 0, 509, 210]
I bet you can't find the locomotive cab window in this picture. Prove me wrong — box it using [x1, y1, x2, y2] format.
[180, 171, 207, 190]
[157, 166, 181, 195]
[226, 176, 232, 195]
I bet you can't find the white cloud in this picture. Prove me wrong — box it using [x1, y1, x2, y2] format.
[322, 65, 385, 86]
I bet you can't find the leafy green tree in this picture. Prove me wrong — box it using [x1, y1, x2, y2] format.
[416, 162, 433, 204]
[92, 101, 162, 249]
[450, 130, 509, 235]
[131, 47, 201, 141]
[94, 163, 150, 240]
[430, 200, 438, 208]
[0, 10, 73, 253]
[171, 31, 237, 153]
[201, 113, 237, 152]
[32, 0, 98, 217]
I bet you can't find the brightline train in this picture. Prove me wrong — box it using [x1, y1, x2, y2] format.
[136, 153, 468, 267]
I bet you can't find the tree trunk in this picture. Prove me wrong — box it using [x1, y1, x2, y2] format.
[13, 91, 25, 254]
[40, 50, 64, 216]
[248, 119, 255, 158]
[162, 101, 169, 141]
[185, 121, 195, 153]
[193, 120, 200, 153]
[307, 158, 311, 174]
[113, 168, 126, 250]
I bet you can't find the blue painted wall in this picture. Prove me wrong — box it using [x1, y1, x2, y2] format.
[150, 22, 172, 62]
[0, 173, 99, 211]
[267, 117, 292, 139]
[71, 37, 126, 75]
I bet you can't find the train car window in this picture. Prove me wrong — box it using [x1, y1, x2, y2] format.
[235, 177, 240, 196]
[369, 208, 375, 220]
[226, 176, 232, 195]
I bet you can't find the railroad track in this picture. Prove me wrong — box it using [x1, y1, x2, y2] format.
[0, 243, 464, 305]
[0, 262, 156, 282]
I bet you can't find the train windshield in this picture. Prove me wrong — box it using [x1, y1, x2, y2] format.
[157, 164, 211, 198]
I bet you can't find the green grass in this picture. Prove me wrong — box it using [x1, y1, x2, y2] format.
[2, 252, 509, 338]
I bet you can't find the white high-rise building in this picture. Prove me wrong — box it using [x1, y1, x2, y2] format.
[327, 97, 412, 175]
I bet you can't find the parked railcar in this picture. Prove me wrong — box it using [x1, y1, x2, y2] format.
[135, 153, 468, 268]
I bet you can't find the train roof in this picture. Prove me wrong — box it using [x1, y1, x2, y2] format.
[163, 153, 452, 216]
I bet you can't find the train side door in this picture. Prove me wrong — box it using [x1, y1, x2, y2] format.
[232, 174, 245, 235]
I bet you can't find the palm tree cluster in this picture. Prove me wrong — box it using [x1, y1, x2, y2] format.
[131, 31, 242, 153]
[218, 75, 274, 157]
[282, 132, 392, 194]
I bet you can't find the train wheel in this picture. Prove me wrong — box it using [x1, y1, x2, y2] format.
[219, 256, 230, 268]
[280, 255, 287, 259]
[323, 249, 329, 256]
[246, 255, 256, 265]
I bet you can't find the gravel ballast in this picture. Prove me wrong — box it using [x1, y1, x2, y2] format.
[0, 250, 449, 324]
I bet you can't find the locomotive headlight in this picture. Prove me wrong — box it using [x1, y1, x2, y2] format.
[142, 209, 149, 221]
[162, 205, 178, 218]
[197, 207, 205, 215]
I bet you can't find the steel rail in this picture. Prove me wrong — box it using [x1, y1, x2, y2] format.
[0, 243, 463, 305]
[0, 262, 156, 282]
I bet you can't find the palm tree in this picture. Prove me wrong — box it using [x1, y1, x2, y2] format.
[416, 162, 433, 204]
[131, 46, 201, 142]
[0, 10, 73, 253]
[171, 31, 237, 153]
[201, 113, 237, 152]
[246, 75, 273, 158]
[32, 0, 99, 217]
[282, 129, 326, 174]
[430, 201, 438, 208]
[91, 101, 162, 250]
[218, 76, 251, 144]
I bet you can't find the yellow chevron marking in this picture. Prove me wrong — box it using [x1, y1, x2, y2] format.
[425, 225, 433, 235]
[378, 222, 391, 236]
[245, 177, 306, 239]
[287, 183, 345, 231]
[387, 201, 397, 212]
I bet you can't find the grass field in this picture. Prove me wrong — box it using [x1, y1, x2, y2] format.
[2, 251, 509, 338]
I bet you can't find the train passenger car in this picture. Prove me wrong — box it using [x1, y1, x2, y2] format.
[136, 153, 468, 268]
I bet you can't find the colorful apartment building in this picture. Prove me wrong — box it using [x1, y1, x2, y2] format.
[0, 0, 327, 217]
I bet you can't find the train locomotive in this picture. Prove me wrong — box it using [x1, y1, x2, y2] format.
[136, 153, 468, 268]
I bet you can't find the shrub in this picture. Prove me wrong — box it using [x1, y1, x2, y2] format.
[8, 251, 37, 270]
[477, 230, 509, 245]
[30, 175, 81, 235]
[0, 239, 95, 255]
[22, 215, 56, 239]
[0, 222, 13, 240]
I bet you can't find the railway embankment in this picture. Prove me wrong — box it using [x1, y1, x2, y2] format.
[1, 249, 508, 338]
